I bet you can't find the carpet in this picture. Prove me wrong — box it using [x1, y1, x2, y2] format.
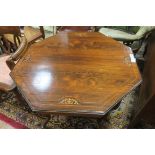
[0, 113, 27, 129]
[0, 87, 140, 129]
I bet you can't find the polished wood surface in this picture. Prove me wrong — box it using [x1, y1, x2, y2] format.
[0, 26, 20, 35]
[11, 32, 141, 117]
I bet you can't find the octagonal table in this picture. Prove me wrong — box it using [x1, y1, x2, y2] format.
[10, 32, 141, 128]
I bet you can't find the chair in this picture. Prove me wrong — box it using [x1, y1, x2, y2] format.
[0, 28, 27, 93]
[99, 26, 155, 60]
[33, 26, 56, 37]
[2, 26, 44, 52]
[99, 26, 155, 42]
[0, 26, 21, 53]
[0, 36, 7, 54]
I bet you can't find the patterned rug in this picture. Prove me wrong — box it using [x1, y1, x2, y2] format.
[0, 113, 27, 129]
[0, 87, 140, 129]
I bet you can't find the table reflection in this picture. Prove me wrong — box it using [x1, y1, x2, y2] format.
[32, 70, 53, 91]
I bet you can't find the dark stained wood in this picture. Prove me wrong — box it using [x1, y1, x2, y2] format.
[57, 26, 95, 32]
[10, 32, 141, 117]
[131, 30, 155, 125]
[0, 26, 21, 53]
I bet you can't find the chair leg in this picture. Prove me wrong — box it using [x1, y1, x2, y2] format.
[0, 41, 6, 54]
[2, 37, 11, 54]
[0, 91, 13, 104]
[0, 95, 2, 104]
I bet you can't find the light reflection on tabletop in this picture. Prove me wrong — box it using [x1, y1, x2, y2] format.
[32, 68, 53, 91]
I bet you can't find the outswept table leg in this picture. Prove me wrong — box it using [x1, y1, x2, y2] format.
[41, 115, 51, 129]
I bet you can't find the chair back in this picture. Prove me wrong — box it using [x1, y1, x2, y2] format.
[0, 26, 22, 54]
[0, 27, 27, 92]
[0, 26, 21, 35]
[6, 35, 27, 70]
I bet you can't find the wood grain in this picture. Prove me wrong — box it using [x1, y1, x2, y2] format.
[11, 32, 141, 117]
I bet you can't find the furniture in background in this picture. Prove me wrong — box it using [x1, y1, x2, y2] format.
[130, 30, 155, 127]
[99, 26, 155, 42]
[0, 36, 7, 54]
[0, 26, 21, 53]
[56, 26, 95, 32]
[1, 26, 44, 53]
[10, 32, 141, 128]
[99, 26, 155, 60]
[32, 26, 57, 37]
[34, 26, 97, 37]
[0, 28, 27, 94]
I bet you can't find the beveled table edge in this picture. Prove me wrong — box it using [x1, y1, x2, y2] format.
[10, 70, 142, 118]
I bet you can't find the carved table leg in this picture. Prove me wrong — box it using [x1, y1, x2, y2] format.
[97, 118, 103, 128]
[97, 116, 107, 129]
[41, 115, 51, 129]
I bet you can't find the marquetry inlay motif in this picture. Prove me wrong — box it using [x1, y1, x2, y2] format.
[59, 98, 79, 105]
[10, 32, 141, 116]
[22, 55, 31, 62]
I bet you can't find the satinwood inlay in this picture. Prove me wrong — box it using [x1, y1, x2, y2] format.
[10, 32, 141, 117]
[59, 98, 79, 105]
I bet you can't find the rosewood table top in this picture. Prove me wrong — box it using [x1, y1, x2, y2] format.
[10, 32, 141, 117]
